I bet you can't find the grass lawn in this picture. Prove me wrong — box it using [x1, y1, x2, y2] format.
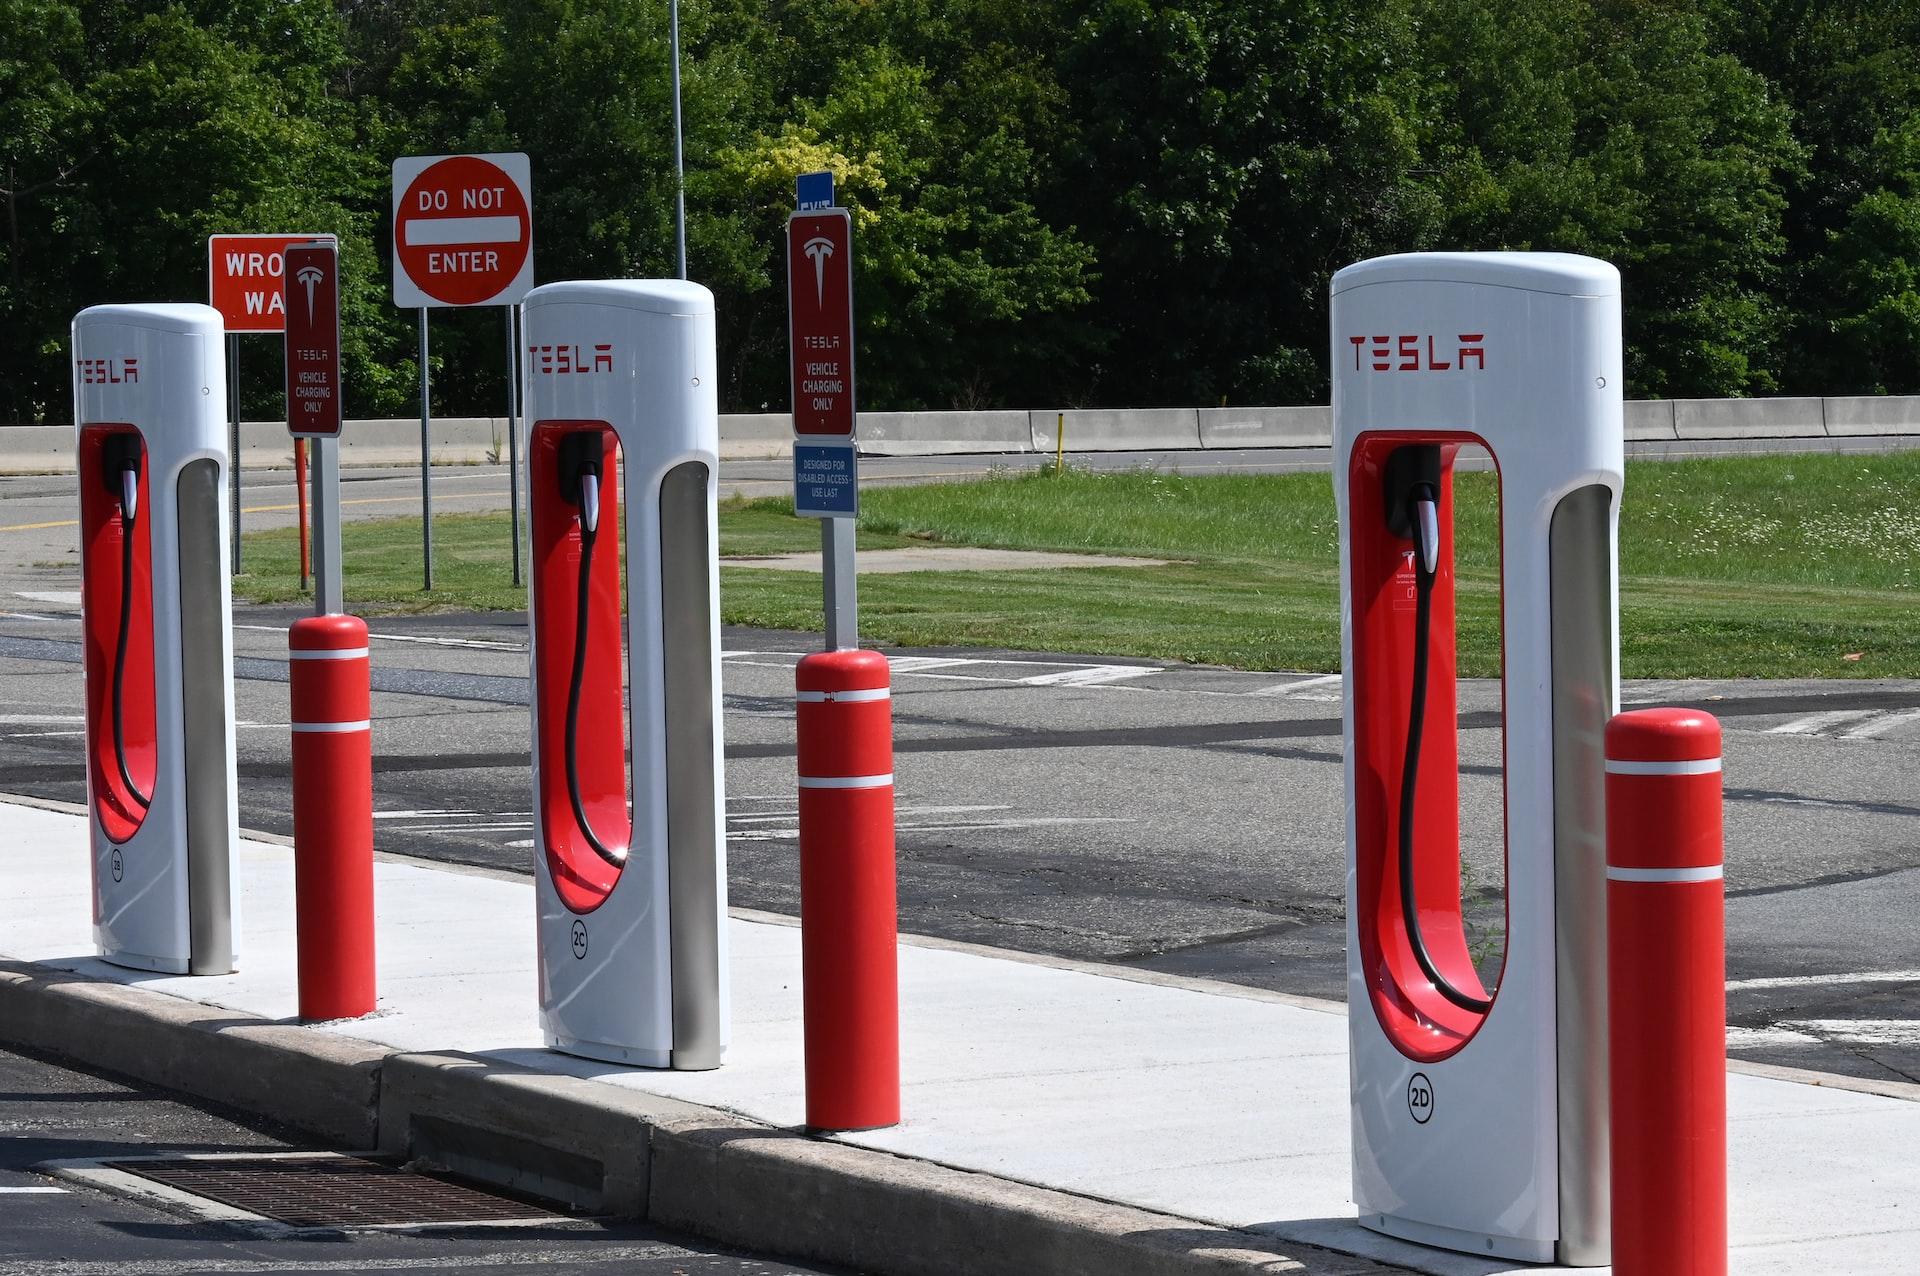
[235, 451, 1920, 679]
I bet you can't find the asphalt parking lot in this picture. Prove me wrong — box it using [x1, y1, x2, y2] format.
[1, 593, 1915, 1086]
[3, 460, 1918, 1089]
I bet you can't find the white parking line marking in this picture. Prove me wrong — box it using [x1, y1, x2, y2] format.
[1766, 709, 1879, 736]
[235, 623, 524, 652]
[1781, 1020, 1920, 1047]
[1842, 708, 1920, 740]
[1727, 970, 1920, 992]
[885, 657, 983, 673]
[0, 1185, 66, 1193]
[1019, 665, 1160, 687]
[1244, 673, 1343, 698]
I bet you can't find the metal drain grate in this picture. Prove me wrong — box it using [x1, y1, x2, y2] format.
[106, 1154, 564, 1228]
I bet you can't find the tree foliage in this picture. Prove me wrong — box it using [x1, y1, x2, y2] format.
[0, 0, 1906, 420]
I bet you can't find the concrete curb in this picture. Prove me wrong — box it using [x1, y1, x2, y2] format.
[0, 959, 1406, 1276]
[0, 960, 382, 1148]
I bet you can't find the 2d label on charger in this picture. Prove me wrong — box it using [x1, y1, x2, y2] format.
[794, 443, 858, 518]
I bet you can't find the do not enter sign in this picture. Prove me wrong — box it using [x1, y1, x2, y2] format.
[391, 152, 534, 308]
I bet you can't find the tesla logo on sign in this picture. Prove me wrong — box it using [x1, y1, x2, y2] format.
[294, 265, 325, 323]
[528, 343, 613, 374]
[1348, 333, 1487, 372]
[802, 236, 835, 306]
[76, 357, 138, 385]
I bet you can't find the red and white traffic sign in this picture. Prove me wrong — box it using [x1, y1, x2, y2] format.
[787, 210, 856, 439]
[391, 152, 533, 308]
[283, 241, 342, 439]
[208, 233, 338, 333]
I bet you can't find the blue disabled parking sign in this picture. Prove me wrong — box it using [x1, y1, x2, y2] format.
[793, 443, 858, 518]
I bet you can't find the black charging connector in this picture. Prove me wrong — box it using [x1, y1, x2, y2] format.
[558, 431, 626, 869]
[557, 431, 602, 509]
[1383, 443, 1492, 1015]
[102, 435, 151, 810]
[1383, 445, 1441, 541]
[103, 435, 142, 529]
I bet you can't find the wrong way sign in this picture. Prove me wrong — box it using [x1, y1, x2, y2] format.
[208, 233, 338, 332]
[391, 152, 533, 308]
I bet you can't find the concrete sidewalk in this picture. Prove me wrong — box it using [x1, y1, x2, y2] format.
[2, 799, 1916, 1275]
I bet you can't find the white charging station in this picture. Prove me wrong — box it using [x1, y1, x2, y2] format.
[72, 303, 241, 975]
[521, 279, 728, 1068]
[1331, 253, 1624, 1264]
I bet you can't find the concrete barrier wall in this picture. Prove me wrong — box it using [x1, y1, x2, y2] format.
[1624, 400, 1677, 441]
[1674, 397, 1825, 439]
[1197, 406, 1331, 449]
[1031, 408, 1200, 453]
[1824, 396, 1920, 437]
[861, 410, 1030, 456]
[6, 395, 1916, 473]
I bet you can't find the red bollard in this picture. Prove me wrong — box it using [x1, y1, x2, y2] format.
[795, 649, 900, 1131]
[1606, 707, 1726, 1276]
[289, 614, 376, 1020]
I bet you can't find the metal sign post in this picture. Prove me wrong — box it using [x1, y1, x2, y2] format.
[418, 308, 433, 590]
[786, 180, 859, 650]
[283, 240, 344, 615]
[390, 151, 536, 593]
[505, 304, 522, 587]
[227, 336, 241, 572]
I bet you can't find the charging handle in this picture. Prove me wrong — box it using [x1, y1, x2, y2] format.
[555, 427, 627, 869]
[103, 436, 141, 525]
[558, 432, 603, 535]
[1382, 442, 1491, 1015]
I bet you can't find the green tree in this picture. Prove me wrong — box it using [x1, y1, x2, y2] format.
[1416, 0, 1805, 397]
[1821, 114, 1920, 392]
[0, 1, 386, 422]
[1046, 0, 1433, 406]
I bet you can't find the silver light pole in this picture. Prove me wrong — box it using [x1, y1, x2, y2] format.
[670, 0, 688, 280]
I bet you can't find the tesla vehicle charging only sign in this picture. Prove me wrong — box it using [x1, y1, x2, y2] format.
[787, 210, 855, 440]
[283, 241, 342, 439]
[208, 233, 338, 332]
[391, 152, 533, 308]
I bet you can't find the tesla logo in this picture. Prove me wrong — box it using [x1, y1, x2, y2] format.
[1408, 1072, 1434, 1124]
[570, 918, 589, 960]
[803, 236, 835, 306]
[1348, 334, 1486, 372]
[529, 343, 614, 374]
[295, 265, 325, 324]
[77, 357, 139, 385]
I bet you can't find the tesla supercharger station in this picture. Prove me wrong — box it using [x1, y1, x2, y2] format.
[1331, 253, 1623, 1265]
[522, 280, 728, 1068]
[72, 303, 241, 975]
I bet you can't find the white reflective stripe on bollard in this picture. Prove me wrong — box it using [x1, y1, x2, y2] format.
[288, 647, 371, 661]
[1605, 864, 1724, 884]
[1604, 756, 1722, 776]
[290, 720, 372, 733]
[797, 773, 893, 789]
[795, 688, 890, 703]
